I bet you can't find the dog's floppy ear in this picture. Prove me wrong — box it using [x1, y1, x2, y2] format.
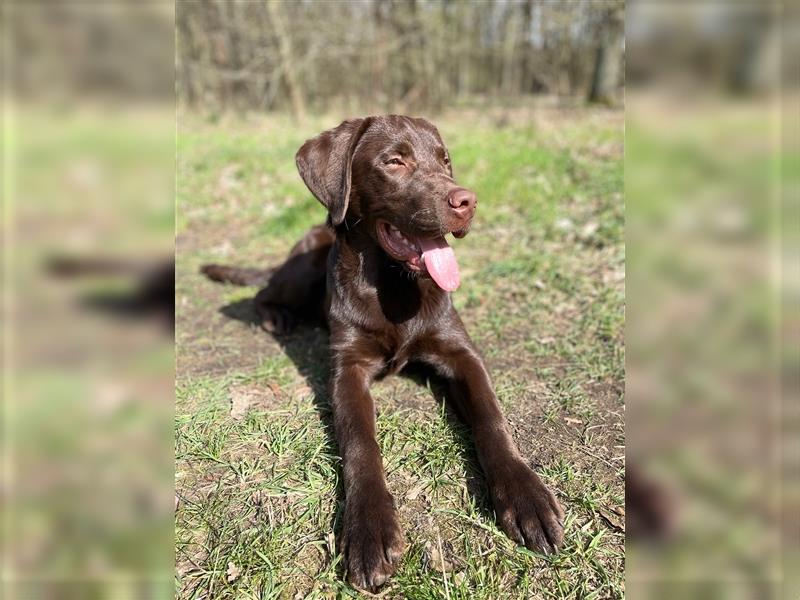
[295, 117, 373, 226]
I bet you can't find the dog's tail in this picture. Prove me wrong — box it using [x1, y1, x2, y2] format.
[200, 264, 275, 287]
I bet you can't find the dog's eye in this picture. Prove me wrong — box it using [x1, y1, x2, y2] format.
[385, 157, 405, 166]
[443, 155, 451, 165]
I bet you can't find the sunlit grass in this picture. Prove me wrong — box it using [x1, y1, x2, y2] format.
[176, 106, 625, 599]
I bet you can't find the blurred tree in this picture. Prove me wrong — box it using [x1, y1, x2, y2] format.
[588, 2, 624, 105]
[175, 0, 625, 115]
[266, 0, 306, 121]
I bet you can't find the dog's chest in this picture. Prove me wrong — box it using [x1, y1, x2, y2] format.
[379, 319, 430, 375]
[384, 353, 409, 375]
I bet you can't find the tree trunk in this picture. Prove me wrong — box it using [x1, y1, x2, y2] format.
[588, 5, 624, 105]
[266, 0, 306, 121]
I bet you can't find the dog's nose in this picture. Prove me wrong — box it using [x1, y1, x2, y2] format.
[447, 188, 477, 216]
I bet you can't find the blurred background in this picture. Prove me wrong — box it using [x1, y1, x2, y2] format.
[626, 2, 796, 599]
[176, 0, 624, 117]
[2, 0, 797, 599]
[3, 3, 175, 599]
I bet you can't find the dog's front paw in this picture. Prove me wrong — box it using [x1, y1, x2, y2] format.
[340, 490, 405, 591]
[490, 462, 564, 554]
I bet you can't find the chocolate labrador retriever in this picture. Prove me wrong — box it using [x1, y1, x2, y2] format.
[202, 115, 563, 590]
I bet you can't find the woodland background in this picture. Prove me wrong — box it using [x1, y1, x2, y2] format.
[176, 0, 625, 118]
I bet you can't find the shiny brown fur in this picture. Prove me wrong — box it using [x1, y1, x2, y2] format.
[202, 116, 563, 591]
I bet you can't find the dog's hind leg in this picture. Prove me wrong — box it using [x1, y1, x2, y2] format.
[253, 224, 334, 334]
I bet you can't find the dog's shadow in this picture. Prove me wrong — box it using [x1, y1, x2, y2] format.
[219, 297, 496, 555]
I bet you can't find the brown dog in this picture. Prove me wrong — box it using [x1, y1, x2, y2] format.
[203, 116, 563, 590]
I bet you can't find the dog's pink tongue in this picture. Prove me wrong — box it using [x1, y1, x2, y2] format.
[419, 236, 460, 292]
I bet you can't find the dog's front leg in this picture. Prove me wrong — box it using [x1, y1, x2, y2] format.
[329, 347, 405, 590]
[422, 333, 564, 554]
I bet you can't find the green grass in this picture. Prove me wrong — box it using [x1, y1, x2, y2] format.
[176, 107, 625, 599]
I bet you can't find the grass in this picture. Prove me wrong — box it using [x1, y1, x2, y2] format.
[176, 105, 624, 599]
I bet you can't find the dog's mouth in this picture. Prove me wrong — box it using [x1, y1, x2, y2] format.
[376, 220, 463, 292]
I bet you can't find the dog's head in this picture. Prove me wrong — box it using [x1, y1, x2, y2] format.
[296, 115, 476, 291]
